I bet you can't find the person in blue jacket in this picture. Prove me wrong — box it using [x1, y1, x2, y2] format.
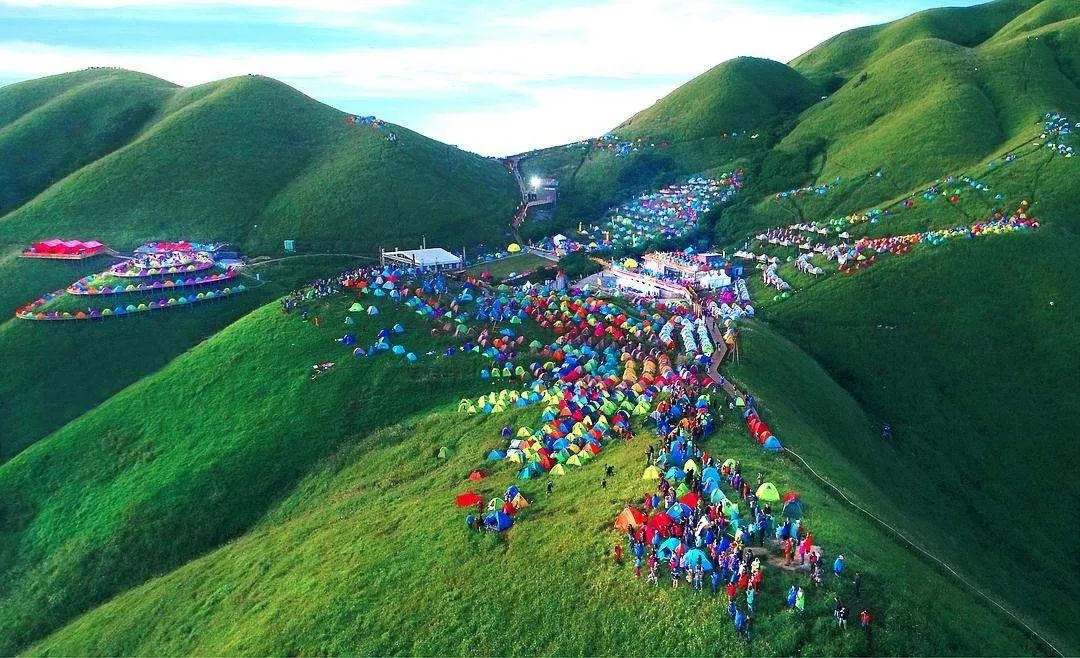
[833, 554, 845, 577]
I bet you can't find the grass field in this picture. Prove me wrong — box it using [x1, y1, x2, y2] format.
[466, 253, 552, 280]
[0, 288, 1042, 656]
[0, 255, 371, 458]
[0, 71, 518, 255]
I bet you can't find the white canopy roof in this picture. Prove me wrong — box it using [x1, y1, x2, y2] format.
[383, 247, 461, 268]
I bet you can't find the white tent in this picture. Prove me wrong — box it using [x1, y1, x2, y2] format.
[382, 248, 462, 270]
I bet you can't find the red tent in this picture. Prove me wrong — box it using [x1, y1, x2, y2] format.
[783, 491, 800, 504]
[679, 492, 701, 508]
[467, 470, 486, 481]
[455, 491, 484, 507]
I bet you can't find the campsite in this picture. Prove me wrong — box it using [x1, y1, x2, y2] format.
[0, 1, 1077, 656]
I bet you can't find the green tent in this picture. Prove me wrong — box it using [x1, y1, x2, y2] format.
[756, 482, 780, 503]
[437, 446, 453, 459]
[349, 302, 365, 312]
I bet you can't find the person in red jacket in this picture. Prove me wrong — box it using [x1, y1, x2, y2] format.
[613, 544, 623, 565]
[726, 581, 737, 601]
[859, 609, 871, 630]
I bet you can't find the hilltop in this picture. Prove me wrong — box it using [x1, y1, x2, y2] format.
[0, 0, 1077, 654]
[0, 68, 519, 457]
[0, 69, 518, 255]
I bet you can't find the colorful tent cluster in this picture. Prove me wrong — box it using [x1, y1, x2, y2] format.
[15, 285, 246, 320]
[554, 174, 744, 253]
[66, 268, 236, 295]
[743, 408, 783, 452]
[110, 251, 216, 277]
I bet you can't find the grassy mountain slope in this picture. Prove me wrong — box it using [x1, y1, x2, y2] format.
[518, 58, 819, 234]
[0, 254, 367, 459]
[1, 294, 1039, 655]
[0, 296, 492, 653]
[0, 69, 516, 457]
[789, 0, 1041, 86]
[0, 69, 176, 215]
[0, 71, 517, 254]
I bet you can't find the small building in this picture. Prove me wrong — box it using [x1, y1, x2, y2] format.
[23, 239, 107, 259]
[608, 267, 691, 300]
[382, 247, 462, 271]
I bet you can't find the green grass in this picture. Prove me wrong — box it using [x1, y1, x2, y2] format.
[2, 312, 1040, 655]
[0, 72, 518, 255]
[0, 69, 176, 216]
[0, 291, 497, 654]
[466, 253, 551, 280]
[0, 255, 369, 459]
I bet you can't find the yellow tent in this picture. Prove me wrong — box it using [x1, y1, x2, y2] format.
[511, 493, 529, 509]
[567, 454, 584, 466]
[516, 427, 533, 437]
[642, 466, 661, 480]
[550, 463, 567, 476]
[683, 459, 698, 474]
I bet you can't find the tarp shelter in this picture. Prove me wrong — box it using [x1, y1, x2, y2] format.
[756, 482, 780, 503]
[614, 507, 647, 532]
[382, 247, 462, 271]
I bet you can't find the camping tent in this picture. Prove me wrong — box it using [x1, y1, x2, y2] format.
[614, 507, 646, 532]
[756, 482, 780, 503]
[455, 491, 483, 507]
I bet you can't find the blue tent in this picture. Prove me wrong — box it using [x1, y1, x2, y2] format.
[763, 436, 783, 452]
[487, 450, 506, 460]
[667, 502, 689, 520]
[657, 537, 682, 558]
[483, 511, 513, 531]
[701, 467, 721, 484]
[681, 548, 713, 570]
[393, 323, 405, 333]
[665, 467, 685, 481]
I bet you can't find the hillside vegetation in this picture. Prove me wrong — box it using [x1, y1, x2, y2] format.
[0, 289, 1040, 656]
[0, 70, 518, 255]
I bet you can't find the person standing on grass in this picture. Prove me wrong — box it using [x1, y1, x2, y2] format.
[838, 604, 848, 630]
[834, 554, 845, 577]
[795, 587, 806, 614]
[853, 571, 863, 597]
[860, 609, 871, 630]
[546, 479, 553, 495]
[613, 544, 623, 565]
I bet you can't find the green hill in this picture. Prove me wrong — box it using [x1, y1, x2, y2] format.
[0, 69, 176, 216]
[0, 72, 518, 254]
[0, 69, 517, 458]
[0, 287, 1042, 656]
[518, 57, 819, 234]
[788, 0, 1042, 87]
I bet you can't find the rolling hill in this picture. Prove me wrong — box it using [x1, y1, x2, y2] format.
[0, 0, 1078, 654]
[0, 71, 518, 255]
[0, 283, 1042, 656]
[513, 0, 1080, 651]
[0, 69, 519, 458]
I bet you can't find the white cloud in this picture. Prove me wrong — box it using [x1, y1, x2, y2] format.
[0, 0, 902, 153]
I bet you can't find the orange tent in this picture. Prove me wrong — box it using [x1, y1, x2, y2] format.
[613, 506, 647, 532]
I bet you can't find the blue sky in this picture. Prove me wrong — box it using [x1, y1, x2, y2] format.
[0, 0, 983, 155]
